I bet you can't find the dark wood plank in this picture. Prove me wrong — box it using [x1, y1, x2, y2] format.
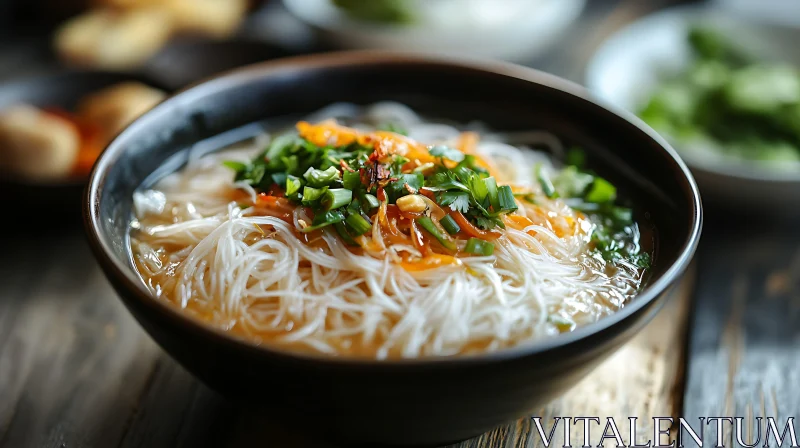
[681, 218, 800, 447]
[0, 232, 161, 448]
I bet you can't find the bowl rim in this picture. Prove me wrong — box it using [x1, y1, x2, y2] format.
[85, 50, 703, 366]
[584, 2, 800, 184]
[282, 0, 588, 45]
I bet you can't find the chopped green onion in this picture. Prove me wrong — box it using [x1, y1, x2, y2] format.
[320, 188, 353, 211]
[345, 213, 371, 236]
[464, 237, 495, 256]
[300, 210, 345, 233]
[429, 145, 465, 162]
[342, 170, 362, 190]
[536, 163, 558, 199]
[439, 214, 461, 235]
[223, 161, 248, 172]
[585, 178, 617, 204]
[416, 217, 456, 250]
[484, 176, 499, 210]
[304, 166, 341, 188]
[362, 193, 380, 210]
[301, 186, 327, 206]
[286, 175, 303, 197]
[334, 221, 358, 246]
[346, 199, 362, 215]
[496, 185, 518, 214]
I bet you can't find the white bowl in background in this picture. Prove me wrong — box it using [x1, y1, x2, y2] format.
[283, 0, 586, 62]
[585, 4, 800, 216]
[713, 0, 800, 28]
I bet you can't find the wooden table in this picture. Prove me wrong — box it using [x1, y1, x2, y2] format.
[3, 1, 798, 447]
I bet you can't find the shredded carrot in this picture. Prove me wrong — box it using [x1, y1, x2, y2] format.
[419, 188, 436, 200]
[449, 210, 501, 240]
[297, 120, 436, 164]
[504, 214, 535, 231]
[409, 220, 427, 255]
[297, 120, 360, 147]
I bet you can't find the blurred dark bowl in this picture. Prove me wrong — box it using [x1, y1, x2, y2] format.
[0, 70, 170, 221]
[142, 38, 292, 90]
[85, 52, 701, 447]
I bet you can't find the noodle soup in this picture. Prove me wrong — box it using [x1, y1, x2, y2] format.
[130, 103, 650, 359]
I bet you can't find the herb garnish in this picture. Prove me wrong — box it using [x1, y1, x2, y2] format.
[225, 124, 649, 269]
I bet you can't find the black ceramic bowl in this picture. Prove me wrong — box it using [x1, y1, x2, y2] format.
[84, 53, 702, 447]
[0, 70, 168, 223]
[142, 38, 292, 91]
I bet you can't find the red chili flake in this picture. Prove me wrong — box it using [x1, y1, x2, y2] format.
[361, 162, 394, 191]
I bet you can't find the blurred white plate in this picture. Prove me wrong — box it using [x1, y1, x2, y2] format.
[283, 0, 586, 62]
[585, 3, 800, 215]
[713, 0, 800, 28]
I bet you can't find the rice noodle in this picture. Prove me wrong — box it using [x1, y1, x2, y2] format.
[130, 102, 644, 359]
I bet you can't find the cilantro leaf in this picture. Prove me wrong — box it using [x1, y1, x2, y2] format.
[424, 172, 469, 192]
[436, 191, 470, 213]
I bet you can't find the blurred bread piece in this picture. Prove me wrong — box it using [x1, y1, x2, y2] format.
[0, 106, 81, 180]
[55, 7, 174, 69]
[96, 7, 174, 69]
[164, 0, 248, 37]
[77, 82, 167, 141]
[54, 9, 115, 66]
